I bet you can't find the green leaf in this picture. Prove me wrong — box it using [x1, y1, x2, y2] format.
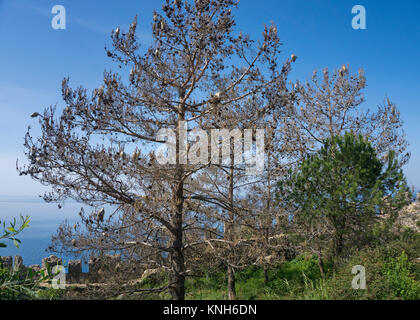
[0, 242, 7, 248]
[13, 239, 20, 248]
[22, 219, 30, 229]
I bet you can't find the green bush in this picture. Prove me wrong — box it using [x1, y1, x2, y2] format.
[0, 266, 51, 300]
[299, 239, 420, 300]
[383, 251, 420, 300]
[1, 215, 56, 300]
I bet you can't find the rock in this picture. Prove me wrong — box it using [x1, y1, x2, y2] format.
[28, 264, 42, 280]
[88, 256, 100, 282]
[396, 201, 420, 233]
[68, 260, 82, 283]
[94, 254, 122, 282]
[0, 256, 12, 271]
[28, 264, 41, 272]
[13, 255, 26, 273]
[42, 255, 62, 271]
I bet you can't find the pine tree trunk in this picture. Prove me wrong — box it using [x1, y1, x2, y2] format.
[228, 265, 236, 300]
[263, 266, 269, 285]
[169, 176, 185, 300]
[227, 150, 236, 300]
[168, 239, 185, 300]
[335, 233, 344, 257]
[317, 248, 325, 278]
[168, 111, 186, 300]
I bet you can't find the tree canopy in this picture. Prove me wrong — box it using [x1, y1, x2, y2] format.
[279, 132, 410, 259]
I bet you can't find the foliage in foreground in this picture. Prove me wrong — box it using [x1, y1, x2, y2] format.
[5, 232, 418, 300]
[52, 231, 418, 300]
[0, 267, 55, 300]
[298, 231, 420, 300]
[0, 216, 56, 300]
[0, 215, 30, 249]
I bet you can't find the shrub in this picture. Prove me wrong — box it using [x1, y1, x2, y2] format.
[383, 251, 420, 300]
[0, 265, 51, 300]
[300, 240, 420, 300]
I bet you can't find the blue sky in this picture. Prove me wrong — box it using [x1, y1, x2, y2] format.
[0, 0, 419, 196]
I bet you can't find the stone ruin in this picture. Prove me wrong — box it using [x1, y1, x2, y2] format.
[395, 192, 420, 233]
[0, 253, 134, 284]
